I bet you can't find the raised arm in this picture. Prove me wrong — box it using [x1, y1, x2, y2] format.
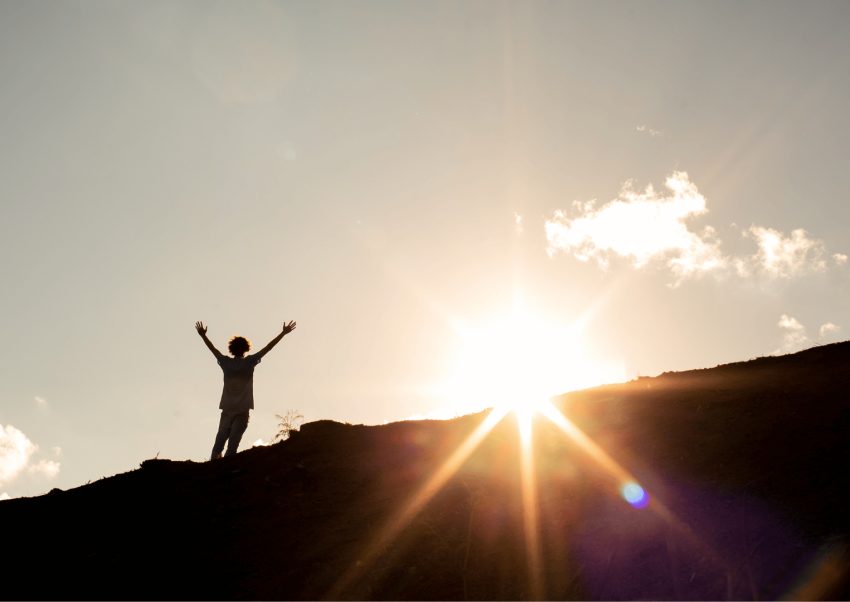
[256, 320, 297, 359]
[195, 321, 222, 358]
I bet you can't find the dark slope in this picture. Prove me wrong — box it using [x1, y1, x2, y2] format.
[3, 342, 850, 600]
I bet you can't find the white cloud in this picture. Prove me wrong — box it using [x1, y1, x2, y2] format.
[0, 425, 38, 486]
[34, 396, 46, 406]
[820, 323, 840, 339]
[775, 315, 808, 354]
[546, 171, 839, 286]
[0, 425, 61, 486]
[834, 253, 848, 265]
[515, 213, 523, 234]
[27, 460, 60, 478]
[546, 172, 726, 285]
[736, 227, 827, 278]
[0, 492, 10, 500]
[52, 447, 62, 457]
[251, 439, 268, 447]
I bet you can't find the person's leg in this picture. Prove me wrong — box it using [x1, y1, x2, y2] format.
[224, 413, 250, 457]
[210, 412, 232, 460]
[210, 429, 230, 460]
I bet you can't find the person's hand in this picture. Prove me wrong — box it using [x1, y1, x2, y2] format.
[283, 320, 296, 335]
[195, 321, 208, 336]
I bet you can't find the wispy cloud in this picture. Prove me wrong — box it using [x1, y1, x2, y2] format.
[0, 425, 38, 486]
[735, 227, 827, 278]
[637, 125, 664, 137]
[28, 460, 60, 478]
[820, 322, 841, 339]
[52, 447, 62, 457]
[34, 396, 46, 406]
[515, 213, 523, 234]
[775, 315, 808, 354]
[546, 172, 842, 286]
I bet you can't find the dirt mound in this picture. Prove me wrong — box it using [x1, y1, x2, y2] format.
[3, 343, 850, 600]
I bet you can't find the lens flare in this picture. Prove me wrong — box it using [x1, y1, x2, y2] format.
[621, 482, 649, 508]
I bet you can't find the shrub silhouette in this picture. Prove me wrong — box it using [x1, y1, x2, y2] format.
[274, 410, 304, 441]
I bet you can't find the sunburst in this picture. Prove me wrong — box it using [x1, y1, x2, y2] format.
[328, 309, 670, 599]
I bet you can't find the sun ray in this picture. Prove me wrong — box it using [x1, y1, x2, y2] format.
[537, 399, 732, 572]
[537, 400, 635, 486]
[565, 275, 628, 339]
[377, 256, 471, 340]
[326, 406, 511, 599]
[518, 409, 544, 600]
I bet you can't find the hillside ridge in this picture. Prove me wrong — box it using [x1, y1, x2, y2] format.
[3, 342, 850, 600]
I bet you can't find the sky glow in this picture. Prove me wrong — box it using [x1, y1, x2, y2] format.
[1, 1, 849, 498]
[445, 309, 622, 418]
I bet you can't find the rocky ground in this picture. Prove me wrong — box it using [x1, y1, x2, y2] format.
[3, 342, 850, 600]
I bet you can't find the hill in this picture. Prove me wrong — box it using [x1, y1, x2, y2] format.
[3, 343, 850, 600]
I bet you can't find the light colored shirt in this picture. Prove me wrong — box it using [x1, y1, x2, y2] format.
[216, 352, 261, 411]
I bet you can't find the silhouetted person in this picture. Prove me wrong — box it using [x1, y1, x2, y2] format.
[195, 320, 296, 460]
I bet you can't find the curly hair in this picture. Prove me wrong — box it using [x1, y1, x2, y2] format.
[228, 335, 252, 358]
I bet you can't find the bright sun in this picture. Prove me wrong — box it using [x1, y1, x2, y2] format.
[448, 309, 598, 416]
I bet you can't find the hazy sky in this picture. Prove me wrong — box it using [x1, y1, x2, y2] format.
[2, 0, 849, 498]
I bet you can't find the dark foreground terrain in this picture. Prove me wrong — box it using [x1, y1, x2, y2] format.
[4, 343, 850, 600]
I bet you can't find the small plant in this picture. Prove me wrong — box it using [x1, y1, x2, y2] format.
[274, 409, 304, 441]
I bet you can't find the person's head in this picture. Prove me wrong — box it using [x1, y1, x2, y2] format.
[228, 335, 251, 358]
